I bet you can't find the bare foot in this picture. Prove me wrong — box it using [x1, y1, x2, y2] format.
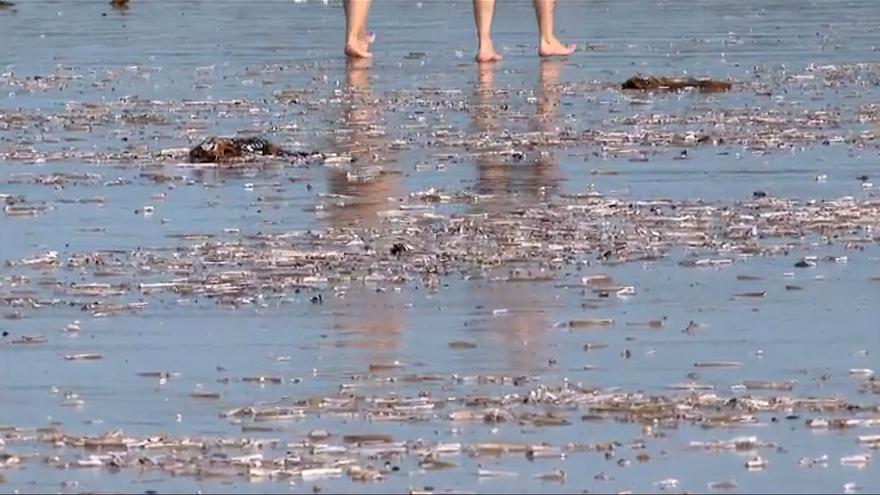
[345, 32, 376, 59]
[539, 37, 576, 57]
[475, 41, 503, 63]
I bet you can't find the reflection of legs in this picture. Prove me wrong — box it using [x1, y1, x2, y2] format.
[344, 0, 375, 59]
[533, 0, 576, 57]
[537, 60, 560, 124]
[344, 58, 373, 161]
[477, 63, 495, 95]
[345, 57, 371, 90]
[330, 50, 403, 364]
[473, 64, 506, 198]
[528, 60, 561, 199]
[336, 56, 397, 228]
[345, 60, 372, 144]
[473, 0, 503, 62]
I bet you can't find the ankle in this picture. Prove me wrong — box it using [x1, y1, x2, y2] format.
[540, 35, 556, 46]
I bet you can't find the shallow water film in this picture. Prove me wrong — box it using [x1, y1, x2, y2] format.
[1, 0, 880, 493]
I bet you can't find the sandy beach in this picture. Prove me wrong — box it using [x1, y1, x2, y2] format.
[1, 1, 879, 493]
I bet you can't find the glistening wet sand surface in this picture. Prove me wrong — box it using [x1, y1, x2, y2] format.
[1, 1, 880, 493]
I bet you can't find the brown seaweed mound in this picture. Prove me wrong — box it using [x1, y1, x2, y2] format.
[622, 76, 732, 92]
[187, 137, 286, 163]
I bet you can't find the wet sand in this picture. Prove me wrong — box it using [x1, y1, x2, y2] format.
[1, 1, 879, 493]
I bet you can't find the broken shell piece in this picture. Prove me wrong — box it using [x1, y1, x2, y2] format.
[526, 445, 566, 460]
[368, 361, 405, 372]
[10, 335, 47, 345]
[707, 480, 739, 491]
[655, 479, 679, 490]
[75, 456, 105, 468]
[308, 429, 331, 440]
[798, 454, 828, 467]
[669, 382, 715, 391]
[806, 418, 830, 429]
[343, 434, 393, 444]
[64, 353, 102, 361]
[794, 259, 816, 268]
[477, 469, 517, 478]
[583, 343, 608, 351]
[689, 437, 766, 452]
[734, 291, 765, 298]
[849, 368, 874, 377]
[844, 482, 861, 493]
[301, 467, 343, 481]
[616, 286, 636, 297]
[694, 361, 741, 368]
[189, 391, 221, 400]
[61, 398, 85, 407]
[857, 434, 880, 446]
[561, 319, 615, 329]
[449, 409, 504, 423]
[583, 274, 612, 285]
[470, 443, 529, 456]
[745, 456, 768, 470]
[742, 380, 795, 391]
[419, 458, 458, 471]
[240, 376, 283, 384]
[840, 454, 870, 467]
[448, 340, 477, 349]
[136, 371, 175, 380]
[625, 320, 664, 329]
[534, 469, 566, 482]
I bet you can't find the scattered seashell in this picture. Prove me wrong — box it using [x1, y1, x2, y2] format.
[64, 353, 102, 361]
[840, 454, 870, 467]
[708, 479, 739, 491]
[745, 456, 768, 470]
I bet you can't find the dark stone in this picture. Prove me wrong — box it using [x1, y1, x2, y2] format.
[390, 243, 410, 256]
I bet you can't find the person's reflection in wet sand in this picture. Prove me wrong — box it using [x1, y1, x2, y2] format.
[472, 63, 507, 202]
[466, 62, 565, 373]
[325, 58, 404, 361]
[528, 59, 563, 201]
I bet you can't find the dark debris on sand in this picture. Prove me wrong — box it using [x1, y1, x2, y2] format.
[622, 75, 732, 92]
[188, 136, 322, 164]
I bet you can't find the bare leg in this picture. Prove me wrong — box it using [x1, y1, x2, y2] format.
[473, 0, 502, 62]
[344, 0, 375, 59]
[533, 0, 576, 57]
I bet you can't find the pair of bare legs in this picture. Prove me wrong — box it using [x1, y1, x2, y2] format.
[342, 0, 575, 60]
[474, 0, 575, 62]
